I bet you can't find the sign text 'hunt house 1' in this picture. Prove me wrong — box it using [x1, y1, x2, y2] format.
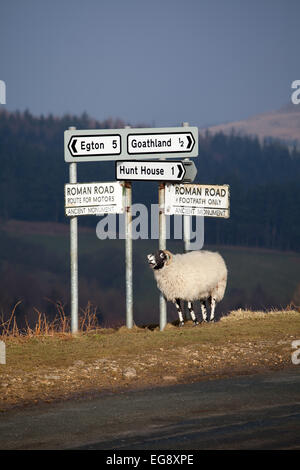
[115, 160, 197, 182]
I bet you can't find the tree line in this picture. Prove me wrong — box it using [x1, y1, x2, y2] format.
[0, 109, 300, 251]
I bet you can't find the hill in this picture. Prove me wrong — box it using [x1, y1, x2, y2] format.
[0, 109, 300, 251]
[201, 104, 300, 149]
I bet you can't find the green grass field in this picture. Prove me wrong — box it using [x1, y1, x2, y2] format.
[0, 220, 299, 327]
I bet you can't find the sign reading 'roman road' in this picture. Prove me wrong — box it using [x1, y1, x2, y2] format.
[115, 160, 197, 182]
[64, 182, 124, 217]
[64, 127, 198, 162]
[165, 183, 230, 218]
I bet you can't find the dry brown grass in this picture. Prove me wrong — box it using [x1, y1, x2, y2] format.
[220, 307, 299, 322]
[0, 301, 101, 338]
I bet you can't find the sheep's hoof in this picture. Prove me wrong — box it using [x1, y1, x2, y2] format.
[210, 318, 216, 323]
[179, 321, 185, 327]
[193, 320, 199, 326]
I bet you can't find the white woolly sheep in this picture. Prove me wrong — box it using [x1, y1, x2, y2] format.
[147, 249, 227, 326]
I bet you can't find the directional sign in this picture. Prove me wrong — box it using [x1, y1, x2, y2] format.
[68, 135, 121, 158]
[115, 160, 197, 182]
[64, 182, 124, 217]
[165, 183, 230, 218]
[127, 131, 196, 156]
[64, 127, 198, 162]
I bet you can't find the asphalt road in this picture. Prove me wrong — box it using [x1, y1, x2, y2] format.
[1, 368, 300, 450]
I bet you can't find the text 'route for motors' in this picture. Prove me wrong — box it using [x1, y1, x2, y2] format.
[64, 126, 198, 162]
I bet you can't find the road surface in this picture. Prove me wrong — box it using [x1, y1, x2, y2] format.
[0, 368, 300, 450]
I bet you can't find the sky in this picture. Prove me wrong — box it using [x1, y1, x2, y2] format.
[0, 0, 299, 127]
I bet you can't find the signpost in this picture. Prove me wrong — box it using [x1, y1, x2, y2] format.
[65, 182, 124, 217]
[115, 160, 197, 182]
[63, 123, 234, 334]
[64, 126, 198, 162]
[165, 183, 230, 218]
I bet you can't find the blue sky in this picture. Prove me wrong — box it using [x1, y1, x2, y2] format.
[0, 0, 299, 127]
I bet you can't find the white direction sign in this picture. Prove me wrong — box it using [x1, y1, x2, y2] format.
[64, 182, 124, 217]
[64, 126, 198, 162]
[115, 160, 197, 182]
[68, 135, 121, 158]
[165, 183, 230, 218]
[127, 131, 196, 156]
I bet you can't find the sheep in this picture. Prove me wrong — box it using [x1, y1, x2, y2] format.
[147, 249, 227, 326]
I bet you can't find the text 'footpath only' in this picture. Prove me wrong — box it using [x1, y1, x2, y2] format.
[165, 183, 230, 218]
[115, 160, 197, 182]
[64, 182, 124, 217]
[64, 127, 198, 162]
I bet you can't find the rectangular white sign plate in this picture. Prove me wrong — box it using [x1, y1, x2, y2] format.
[64, 127, 198, 162]
[165, 183, 230, 218]
[64, 182, 124, 216]
[115, 160, 195, 182]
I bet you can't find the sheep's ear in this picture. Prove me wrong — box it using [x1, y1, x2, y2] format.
[164, 250, 173, 265]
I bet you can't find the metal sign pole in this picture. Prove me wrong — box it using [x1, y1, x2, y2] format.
[159, 182, 167, 331]
[182, 123, 191, 322]
[183, 208, 191, 253]
[69, 126, 78, 334]
[182, 122, 191, 253]
[124, 125, 133, 329]
[125, 181, 133, 328]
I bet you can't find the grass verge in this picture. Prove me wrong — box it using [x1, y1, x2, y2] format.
[1, 309, 300, 411]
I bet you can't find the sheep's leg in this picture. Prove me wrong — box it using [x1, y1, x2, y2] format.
[200, 300, 208, 322]
[174, 299, 184, 327]
[210, 297, 216, 322]
[188, 301, 199, 326]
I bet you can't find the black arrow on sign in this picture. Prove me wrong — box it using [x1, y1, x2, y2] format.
[71, 139, 77, 154]
[177, 164, 184, 179]
[186, 135, 193, 150]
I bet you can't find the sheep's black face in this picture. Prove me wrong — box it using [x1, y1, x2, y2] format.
[147, 250, 167, 270]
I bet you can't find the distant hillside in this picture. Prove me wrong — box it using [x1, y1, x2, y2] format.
[202, 104, 300, 148]
[0, 109, 300, 251]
